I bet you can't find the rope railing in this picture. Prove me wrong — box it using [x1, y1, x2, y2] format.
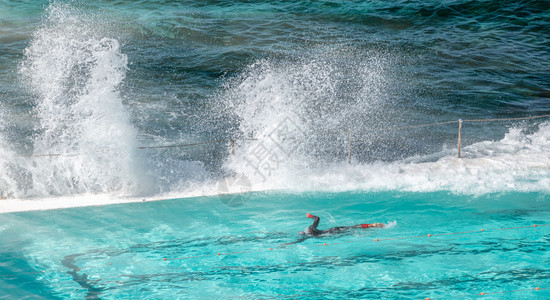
[137, 138, 229, 150]
[463, 114, 550, 123]
[16, 147, 126, 158]
[382, 120, 460, 131]
[5, 114, 550, 159]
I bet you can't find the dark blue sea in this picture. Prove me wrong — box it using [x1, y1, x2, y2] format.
[0, 0, 549, 298]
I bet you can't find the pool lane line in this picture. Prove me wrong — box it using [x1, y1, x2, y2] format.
[319, 224, 546, 246]
[424, 286, 547, 299]
[1, 270, 46, 277]
[499, 224, 547, 230]
[313, 229, 484, 245]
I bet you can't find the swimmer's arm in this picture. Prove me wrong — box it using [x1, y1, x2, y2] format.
[356, 223, 385, 228]
[307, 213, 320, 229]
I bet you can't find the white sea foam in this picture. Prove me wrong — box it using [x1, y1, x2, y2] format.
[225, 122, 550, 195]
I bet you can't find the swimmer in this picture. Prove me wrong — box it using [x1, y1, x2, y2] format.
[300, 213, 385, 236]
[282, 213, 384, 246]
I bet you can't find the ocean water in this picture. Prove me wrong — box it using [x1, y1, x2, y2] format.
[0, 0, 549, 298]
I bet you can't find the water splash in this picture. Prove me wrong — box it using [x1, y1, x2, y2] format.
[384, 220, 397, 229]
[215, 49, 550, 195]
[2, 2, 150, 198]
[219, 49, 396, 185]
[0, 111, 18, 198]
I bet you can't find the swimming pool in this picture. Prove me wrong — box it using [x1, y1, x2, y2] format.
[1, 191, 548, 299]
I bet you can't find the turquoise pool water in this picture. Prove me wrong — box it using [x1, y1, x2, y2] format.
[1, 191, 548, 299]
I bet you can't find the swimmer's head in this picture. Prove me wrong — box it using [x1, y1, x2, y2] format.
[299, 227, 312, 236]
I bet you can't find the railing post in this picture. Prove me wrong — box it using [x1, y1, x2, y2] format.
[348, 129, 351, 164]
[457, 119, 463, 158]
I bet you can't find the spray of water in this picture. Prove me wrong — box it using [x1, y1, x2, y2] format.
[0, 111, 18, 198]
[217, 49, 550, 195]
[0, 2, 150, 198]
[218, 49, 398, 186]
